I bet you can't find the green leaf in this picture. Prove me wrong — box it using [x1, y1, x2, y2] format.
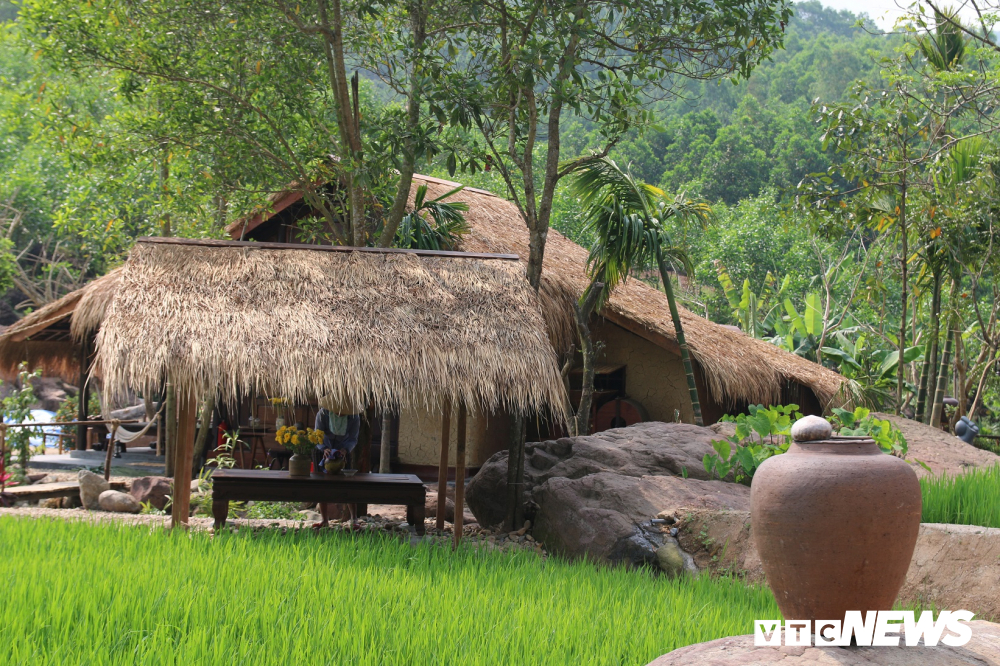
[804, 292, 823, 337]
[713, 439, 731, 461]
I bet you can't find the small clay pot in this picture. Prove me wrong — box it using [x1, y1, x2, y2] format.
[751, 427, 921, 622]
[287, 453, 311, 477]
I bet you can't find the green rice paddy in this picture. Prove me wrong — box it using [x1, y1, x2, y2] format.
[921, 463, 1000, 529]
[0, 517, 779, 665]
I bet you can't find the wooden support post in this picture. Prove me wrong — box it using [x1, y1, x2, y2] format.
[436, 401, 451, 532]
[76, 337, 90, 451]
[165, 377, 177, 476]
[0, 424, 6, 491]
[103, 420, 120, 482]
[453, 403, 467, 549]
[170, 393, 197, 529]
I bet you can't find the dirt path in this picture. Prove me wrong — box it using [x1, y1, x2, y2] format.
[877, 412, 1000, 478]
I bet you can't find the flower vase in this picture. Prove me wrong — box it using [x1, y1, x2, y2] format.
[274, 416, 285, 430]
[288, 453, 311, 477]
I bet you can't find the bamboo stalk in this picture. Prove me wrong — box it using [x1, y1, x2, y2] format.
[453, 403, 467, 550]
[436, 401, 451, 532]
[103, 420, 120, 482]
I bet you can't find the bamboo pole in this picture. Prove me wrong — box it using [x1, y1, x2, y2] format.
[103, 420, 120, 482]
[453, 403, 467, 550]
[171, 393, 197, 529]
[435, 401, 451, 532]
[76, 336, 90, 450]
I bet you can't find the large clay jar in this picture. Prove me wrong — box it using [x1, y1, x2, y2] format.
[751, 417, 921, 622]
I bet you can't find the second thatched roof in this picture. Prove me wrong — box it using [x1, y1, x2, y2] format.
[96, 238, 568, 417]
[408, 175, 848, 408]
[0, 268, 122, 380]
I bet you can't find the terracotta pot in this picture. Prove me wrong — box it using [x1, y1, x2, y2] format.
[287, 453, 311, 477]
[750, 432, 921, 622]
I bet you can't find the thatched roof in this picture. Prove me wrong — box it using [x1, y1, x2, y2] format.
[405, 175, 847, 408]
[0, 269, 122, 380]
[95, 238, 568, 417]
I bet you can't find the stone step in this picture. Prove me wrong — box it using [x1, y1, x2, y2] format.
[3, 480, 126, 501]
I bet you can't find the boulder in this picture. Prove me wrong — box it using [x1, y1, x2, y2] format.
[647, 620, 1000, 665]
[130, 476, 172, 511]
[675, 510, 1000, 621]
[466, 422, 749, 566]
[425, 490, 456, 522]
[98, 489, 141, 513]
[27, 376, 71, 411]
[78, 470, 110, 510]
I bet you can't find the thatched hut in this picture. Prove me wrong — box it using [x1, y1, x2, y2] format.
[226, 174, 846, 474]
[96, 237, 568, 529]
[0, 269, 122, 449]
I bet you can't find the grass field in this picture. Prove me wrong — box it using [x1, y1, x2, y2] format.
[921, 463, 1000, 529]
[0, 518, 779, 665]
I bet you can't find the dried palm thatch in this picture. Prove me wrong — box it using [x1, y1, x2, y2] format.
[96, 239, 568, 419]
[0, 269, 122, 381]
[409, 175, 847, 408]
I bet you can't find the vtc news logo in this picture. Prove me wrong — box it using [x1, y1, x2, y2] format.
[754, 611, 975, 647]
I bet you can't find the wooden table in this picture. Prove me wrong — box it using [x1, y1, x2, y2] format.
[210, 469, 426, 534]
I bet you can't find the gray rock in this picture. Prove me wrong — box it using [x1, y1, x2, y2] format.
[129, 476, 171, 511]
[791, 414, 832, 442]
[78, 470, 110, 510]
[466, 422, 750, 567]
[467, 422, 724, 529]
[98, 489, 141, 513]
[109, 403, 148, 421]
[39, 497, 63, 509]
[655, 539, 687, 577]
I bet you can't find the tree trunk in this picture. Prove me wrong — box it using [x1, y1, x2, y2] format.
[658, 257, 703, 426]
[377, 0, 425, 248]
[923, 272, 942, 425]
[930, 308, 955, 430]
[915, 346, 930, 422]
[504, 413, 525, 532]
[571, 280, 605, 437]
[191, 393, 216, 470]
[895, 178, 907, 414]
[379, 412, 392, 473]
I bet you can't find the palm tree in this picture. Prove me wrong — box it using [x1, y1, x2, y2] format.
[567, 156, 711, 428]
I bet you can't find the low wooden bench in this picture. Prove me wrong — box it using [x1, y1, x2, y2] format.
[210, 469, 426, 534]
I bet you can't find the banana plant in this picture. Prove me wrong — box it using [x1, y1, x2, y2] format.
[820, 332, 922, 409]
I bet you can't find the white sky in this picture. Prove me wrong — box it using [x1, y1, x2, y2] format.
[818, 0, 986, 29]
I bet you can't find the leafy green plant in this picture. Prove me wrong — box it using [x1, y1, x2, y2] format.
[829, 407, 908, 457]
[1, 364, 41, 478]
[394, 184, 469, 251]
[705, 404, 909, 484]
[821, 334, 922, 410]
[703, 404, 801, 485]
[245, 502, 301, 520]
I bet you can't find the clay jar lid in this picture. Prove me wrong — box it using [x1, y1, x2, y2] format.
[790, 415, 875, 446]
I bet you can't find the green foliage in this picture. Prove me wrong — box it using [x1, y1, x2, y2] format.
[705, 404, 909, 484]
[703, 404, 800, 484]
[394, 184, 469, 251]
[829, 407, 908, 457]
[1, 364, 41, 477]
[0, 518, 783, 663]
[244, 501, 301, 520]
[921, 465, 1000, 529]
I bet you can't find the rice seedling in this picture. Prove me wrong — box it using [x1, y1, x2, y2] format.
[921, 464, 1000, 529]
[0, 518, 779, 665]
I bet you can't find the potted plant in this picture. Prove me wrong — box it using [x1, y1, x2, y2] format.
[275, 425, 323, 477]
